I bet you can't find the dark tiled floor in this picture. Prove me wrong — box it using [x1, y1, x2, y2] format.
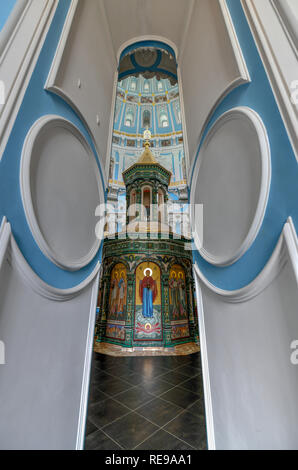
[84, 352, 207, 450]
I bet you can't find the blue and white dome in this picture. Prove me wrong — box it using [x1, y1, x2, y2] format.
[109, 75, 186, 196]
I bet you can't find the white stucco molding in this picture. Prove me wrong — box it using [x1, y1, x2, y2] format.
[45, 0, 79, 93]
[0, 0, 58, 160]
[219, 0, 251, 83]
[242, 0, 298, 163]
[20, 115, 104, 271]
[193, 269, 216, 450]
[75, 268, 100, 449]
[44, 1, 104, 178]
[116, 35, 179, 63]
[194, 217, 297, 304]
[191, 107, 271, 267]
[0, 0, 28, 58]
[44, 0, 112, 189]
[271, 0, 298, 53]
[0, 217, 101, 302]
[187, 0, 251, 182]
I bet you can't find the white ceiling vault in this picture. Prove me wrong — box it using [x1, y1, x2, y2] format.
[101, 0, 195, 60]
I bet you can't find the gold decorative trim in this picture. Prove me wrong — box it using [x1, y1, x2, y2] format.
[94, 341, 200, 357]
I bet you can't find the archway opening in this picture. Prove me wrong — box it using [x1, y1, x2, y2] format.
[85, 39, 207, 451]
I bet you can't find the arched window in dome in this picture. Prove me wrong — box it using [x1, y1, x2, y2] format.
[130, 79, 137, 91]
[157, 81, 163, 92]
[114, 98, 121, 123]
[142, 186, 152, 221]
[144, 80, 150, 92]
[174, 101, 181, 124]
[142, 109, 151, 128]
[158, 189, 167, 226]
[125, 108, 134, 127]
[114, 151, 120, 181]
[160, 111, 169, 128]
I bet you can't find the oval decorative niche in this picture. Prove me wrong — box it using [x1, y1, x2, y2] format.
[191, 107, 271, 266]
[20, 115, 104, 271]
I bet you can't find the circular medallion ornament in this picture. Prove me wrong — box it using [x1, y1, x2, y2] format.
[190, 107, 271, 266]
[20, 115, 104, 270]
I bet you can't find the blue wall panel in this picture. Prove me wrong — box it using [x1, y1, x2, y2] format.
[0, 0, 105, 288]
[191, 0, 298, 290]
[0, 0, 17, 31]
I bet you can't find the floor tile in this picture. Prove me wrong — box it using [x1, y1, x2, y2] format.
[135, 429, 193, 450]
[160, 386, 199, 409]
[130, 363, 168, 379]
[104, 412, 159, 449]
[84, 429, 122, 450]
[188, 399, 206, 419]
[174, 356, 193, 366]
[85, 419, 98, 437]
[179, 376, 204, 395]
[88, 398, 129, 428]
[185, 354, 202, 369]
[149, 357, 179, 370]
[87, 387, 109, 406]
[139, 377, 175, 396]
[160, 371, 190, 386]
[85, 352, 207, 450]
[175, 365, 200, 377]
[96, 376, 133, 396]
[114, 386, 155, 410]
[123, 372, 145, 386]
[164, 411, 207, 450]
[90, 369, 112, 383]
[137, 397, 183, 426]
[93, 353, 116, 366]
[104, 364, 133, 378]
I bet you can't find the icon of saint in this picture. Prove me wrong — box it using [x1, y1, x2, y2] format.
[117, 274, 126, 316]
[110, 274, 118, 315]
[139, 269, 157, 318]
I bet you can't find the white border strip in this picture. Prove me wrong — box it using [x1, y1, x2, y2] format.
[45, 0, 79, 90]
[76, 268, 100, 450]
[219, 0, 250, 81]
[241, 0, 298, 163]
[0, 0, 29, 58]
[193, 268, 216, 450]
[0, 217, 11, 271]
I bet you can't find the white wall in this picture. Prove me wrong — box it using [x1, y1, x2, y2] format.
[194, 219, 298, 450]
[0, 220, 99, 449]
[46, 0, 116, 172]
[102, 0, 193, 56]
